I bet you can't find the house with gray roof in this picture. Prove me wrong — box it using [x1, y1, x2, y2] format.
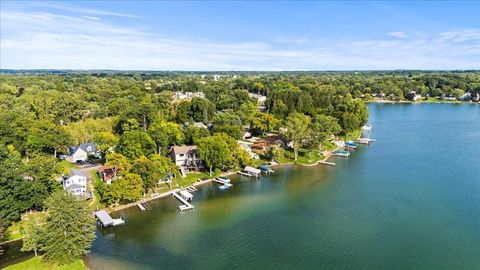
[63, 170, 88, 198]
[66, 142, 99, 163]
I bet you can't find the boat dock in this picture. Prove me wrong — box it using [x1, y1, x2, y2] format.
[137, 202, 151, 211]
[172, 191, 194, 211]
[237, 166, 262, 178]
[214, 177, 233, 189]
[332, 150, 350, 157]
[95, 210, 125, 227]
[258, 165, 274, 174]
[318, 160, 336, 166]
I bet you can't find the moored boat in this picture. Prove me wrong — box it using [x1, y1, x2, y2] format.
[333, 149, 350, 157]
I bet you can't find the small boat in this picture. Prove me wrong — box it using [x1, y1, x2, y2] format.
[345, 141, 358, 149]
[333, 149, 350, 157]
[216, 176, 230, 183]
[219, 183, 232, 190]
[258, 165, 274, 174]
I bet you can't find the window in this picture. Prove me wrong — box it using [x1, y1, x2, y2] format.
[179, 154, 184, 157]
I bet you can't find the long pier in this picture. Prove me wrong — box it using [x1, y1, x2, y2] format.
[318, 160, 336, 166]
[172, 192, 194, 211]
[137, 203, 146, 211]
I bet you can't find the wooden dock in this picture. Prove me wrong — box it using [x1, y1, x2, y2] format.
[95, 210, 125, 227]
[213, 178, 230, 185]
[172, 192, 194, 211]
[318, 160, 336, 166]
[137, 203, 146, 211]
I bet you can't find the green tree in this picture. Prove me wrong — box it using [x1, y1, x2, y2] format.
[311, 114, 341, 150]
[212, 112, 242, 139]
[21, 218, 42, 256]
[118, 131, 156, 160]
[197, 134, 232, 176]
[27, 121, 71, 158]
[110, 173, 144, 203]
[184, 125, 210, 144]
[267, 145, 285, 161]
[40, 191, 96, 264]
[148, 120, 184, 154]
[281, 113, 311, 161]
[106, 152, 131, 177]
[93, 131, 119, 159]
[250, 112, 278, 136]
[132, 156, 161, 193]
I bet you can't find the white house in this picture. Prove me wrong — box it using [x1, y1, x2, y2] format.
[63, 170, 87, 197]
[248, 93, 267, 105]
[170, 145, 203, 172]
[173, 91, 205, 101]
[238, 141, 260, 159]
[66, 142, 98, 163]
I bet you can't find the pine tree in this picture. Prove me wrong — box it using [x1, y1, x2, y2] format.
[21, 218, 42, 256]
[40, 191, 96, 264]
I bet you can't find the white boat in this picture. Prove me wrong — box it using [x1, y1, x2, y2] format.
[219, 183, 232, 190]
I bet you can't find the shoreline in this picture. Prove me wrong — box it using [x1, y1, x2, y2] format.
[108, 170, 238, 214]
[366, 99, 479, 105]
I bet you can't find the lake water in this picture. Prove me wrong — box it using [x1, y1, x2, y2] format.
[3, 104, 480, 269]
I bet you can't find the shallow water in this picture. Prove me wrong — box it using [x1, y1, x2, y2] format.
[3, 103, 480, 269]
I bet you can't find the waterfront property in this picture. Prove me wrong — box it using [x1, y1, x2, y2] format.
[65, 142, 99, 163]
[170, 145, 203, 175]
[63, 170, 90, 198]
[251, 135, 286, 154]
[95, 210, 125, 227]
[98, 165, 115, 185]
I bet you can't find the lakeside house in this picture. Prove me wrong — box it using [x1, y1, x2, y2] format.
[406, 91, 422, 101]
[248, 93, 267, 105]
[170, 145, 203, 174]
[63, 170, 90, 199]
[65, 142, 99, 163]
[98, 165, 115, 185]
[251, 135, 286, 154]
[238, 141, 260, 159]
[173, 91, 205, 101]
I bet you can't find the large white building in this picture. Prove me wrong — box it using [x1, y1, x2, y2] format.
[63, 170, 87, 197]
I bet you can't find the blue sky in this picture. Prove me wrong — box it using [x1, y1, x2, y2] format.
[1, 1, 479, 70]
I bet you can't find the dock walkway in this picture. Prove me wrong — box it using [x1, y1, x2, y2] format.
[172, 192, 194, 211]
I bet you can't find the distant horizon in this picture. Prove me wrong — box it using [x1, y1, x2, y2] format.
[1, 1, 479, 70]
[1, 68, 479, 73]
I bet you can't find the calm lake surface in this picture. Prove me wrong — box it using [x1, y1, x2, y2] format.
[85, 103, 480, 270]
[2, 104, 479, 269]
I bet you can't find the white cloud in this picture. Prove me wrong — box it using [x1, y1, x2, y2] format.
[388, 32, 408, 39]
[1, 9, 479, 70]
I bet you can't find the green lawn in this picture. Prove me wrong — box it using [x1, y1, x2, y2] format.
[4, 256, 85, 270]
[173, 171, 217, 187]
[89, 171, 105, 211]
[276, 148, 323, 165]
[56, 160, 79, 175]
[5, 212, 47, 242]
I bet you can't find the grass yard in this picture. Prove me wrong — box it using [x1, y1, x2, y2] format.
[89, 171, 105, 211]
[5, 212, 47, 242]
[4, 256, 85, 270]
[174, 171, 216, 187]
[56, 160, 79, 175]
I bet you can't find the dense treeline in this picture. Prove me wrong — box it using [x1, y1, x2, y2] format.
[5, 70, 477, 229]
